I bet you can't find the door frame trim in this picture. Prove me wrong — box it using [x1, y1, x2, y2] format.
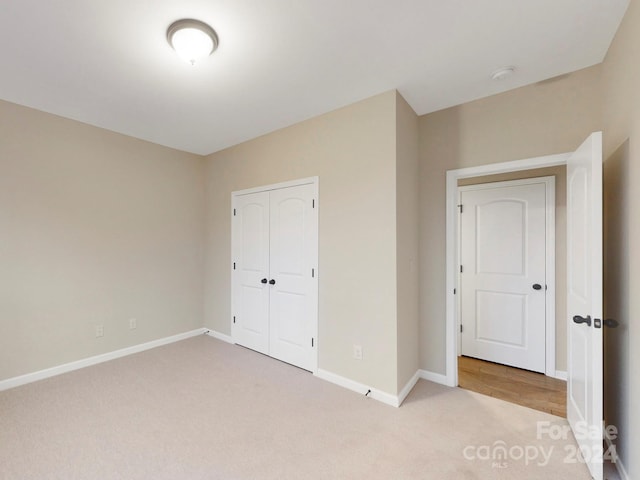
[445, 154, 569, 387]
[232, 176, 318, 196]
[231, 176, 319, 373]
[457, 176, 556, 374]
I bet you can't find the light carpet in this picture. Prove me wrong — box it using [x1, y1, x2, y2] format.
[0, 335, 593, 479]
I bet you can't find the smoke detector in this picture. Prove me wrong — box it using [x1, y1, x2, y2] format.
[491, 66, 515, 81]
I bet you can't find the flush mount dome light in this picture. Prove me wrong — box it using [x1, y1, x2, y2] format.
[167, 19, 218, 65]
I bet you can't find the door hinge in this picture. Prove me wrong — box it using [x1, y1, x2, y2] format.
[454, 288, 456, 295]
[312, 199, 315, 208]
[460, 265, 463, 273]
[312, 338, 314, 347]
[458, 204, 463, 213]
[233, 262, 236, 270]
[460, 325, 463, 333]
[312, 268, 315, 278]
[233, 316, 236, 324]
[233, 208, 236, 216]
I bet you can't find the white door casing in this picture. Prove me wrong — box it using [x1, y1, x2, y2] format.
[459, 179, 551, 373]
[231, 178, 319, 373]
[566, 132, 603, 480]
[447, 153, 569, 386]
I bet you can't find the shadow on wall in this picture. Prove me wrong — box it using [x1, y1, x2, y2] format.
[418, 107, 461, 375]
[603, 138, 630, 462]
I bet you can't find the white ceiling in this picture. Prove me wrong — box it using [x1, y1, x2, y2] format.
[0, 0, 629, 155]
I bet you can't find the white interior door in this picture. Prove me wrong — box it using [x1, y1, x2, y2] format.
[232, 180, 318, 372]
[269, 184, 317, 371]
[460, 180, 547, 373]
[232, 191, 270, 355]
[566, 132, 603, 480]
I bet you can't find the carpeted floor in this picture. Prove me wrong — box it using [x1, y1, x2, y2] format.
[0, 335, 593, 479]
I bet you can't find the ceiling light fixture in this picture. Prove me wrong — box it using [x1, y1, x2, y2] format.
[490, 66, 515, 81]
[167, 19, 219, 65]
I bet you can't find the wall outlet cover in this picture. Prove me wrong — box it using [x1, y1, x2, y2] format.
[353, 344, 363, 360]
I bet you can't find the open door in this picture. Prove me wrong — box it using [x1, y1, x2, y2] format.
[566, 132, 603, 480]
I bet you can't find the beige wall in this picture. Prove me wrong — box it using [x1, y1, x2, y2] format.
[458, 166, 567, 371]
[395, 92, 420, 390]
[204, 91, 401, 394]
[418, 65, 603, 374]
[0, 100, 205, 381]
[602, 0, 640, 475]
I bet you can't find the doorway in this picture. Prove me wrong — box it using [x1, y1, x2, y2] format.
[444, 155, 570, 387]
[455, 168, 567, 416]
[458, 177, 554, 373]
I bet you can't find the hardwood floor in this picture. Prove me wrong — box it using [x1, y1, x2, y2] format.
[458, 356, 567, 417]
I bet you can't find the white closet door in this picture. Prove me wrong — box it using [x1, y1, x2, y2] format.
[268, 184, 316, 371]
[232, 180, 318, 372]
[232, 191, 270, 355]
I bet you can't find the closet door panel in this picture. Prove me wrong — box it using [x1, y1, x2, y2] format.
[232, 192, 270, 354]
[268, 184, 315, 370]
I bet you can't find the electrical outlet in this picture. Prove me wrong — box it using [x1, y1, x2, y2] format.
[95, 325, 104, 338]
[353, 344, 363, 360]
[129, 318, 137, 330]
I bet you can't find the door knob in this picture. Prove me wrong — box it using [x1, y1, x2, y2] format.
[573, 315, 592, 327]
[532, 284, 542, 290]
[269, 279, 276, 285]
[261, 278, 268, 284]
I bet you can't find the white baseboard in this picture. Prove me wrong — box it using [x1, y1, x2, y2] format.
[315, 368, 400, 407]
[606, 435, 629, 480]
[419, 369, 450, 386]
[0, 328, 207, 392]
[204, 329, 234, 344]
[553, 370, 568, 381]
[397, 370, 421, 406]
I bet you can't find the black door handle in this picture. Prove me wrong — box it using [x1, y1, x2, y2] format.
[573, 315, 592, 327]
[532, 284, 542, 290]
[261, 278, 268, 284]
[269, 279, 276, 285]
